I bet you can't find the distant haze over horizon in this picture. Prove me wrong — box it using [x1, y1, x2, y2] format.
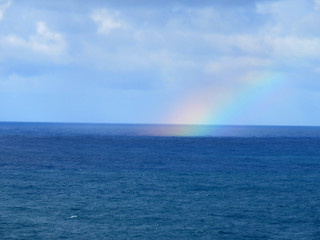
[2, 121, 320, 128]
[1, 0, 320, 126]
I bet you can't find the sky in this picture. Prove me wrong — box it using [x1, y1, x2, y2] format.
[0, 0, 320, 125]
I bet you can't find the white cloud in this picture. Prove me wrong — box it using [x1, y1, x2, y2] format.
[0, 73, 40, 92]
[270, 36, 320, 58]
[315, 0, 320, 10]
[91, 9, 124, 35]
[256, 1, 281, 15]
[0, 0, 11, 21]
[250, 0, 320, 58]
[4, 21, 66, 55]
[205, 33, 320, 59]
[205, 57, 270, 75]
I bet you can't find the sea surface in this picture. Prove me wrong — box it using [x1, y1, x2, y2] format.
[1, 122, 320, 239]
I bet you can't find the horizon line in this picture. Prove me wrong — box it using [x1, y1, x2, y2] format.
[0, 120, 319, 128]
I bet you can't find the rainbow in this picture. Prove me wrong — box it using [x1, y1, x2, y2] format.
[165, 71, 284, 136]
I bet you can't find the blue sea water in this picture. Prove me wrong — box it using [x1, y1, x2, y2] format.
[1, 122, 320, 239]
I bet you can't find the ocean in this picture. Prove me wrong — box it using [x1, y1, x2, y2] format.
[1, 122, 320, 239]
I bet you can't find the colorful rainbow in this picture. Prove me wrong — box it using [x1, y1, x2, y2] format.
[165, 71, 284, 136]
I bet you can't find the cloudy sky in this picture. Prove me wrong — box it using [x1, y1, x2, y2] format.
[1, 0, 320, 125]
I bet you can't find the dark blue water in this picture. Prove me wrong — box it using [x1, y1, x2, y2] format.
[1, 122, 320, 239]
